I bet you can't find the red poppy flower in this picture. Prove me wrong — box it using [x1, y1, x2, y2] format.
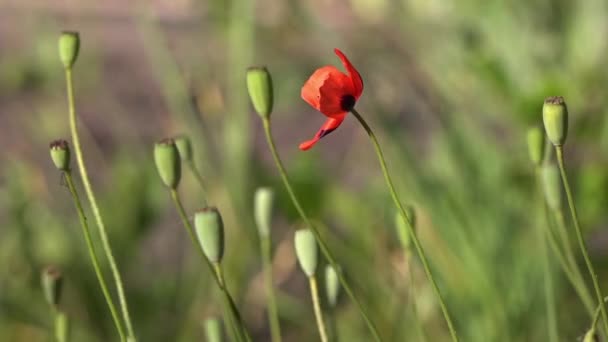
[299, 49, 363, 151]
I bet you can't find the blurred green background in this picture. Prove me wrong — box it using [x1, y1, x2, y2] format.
[2, 0, 608, 341]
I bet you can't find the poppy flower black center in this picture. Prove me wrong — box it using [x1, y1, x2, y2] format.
[340, 95, 356, 111]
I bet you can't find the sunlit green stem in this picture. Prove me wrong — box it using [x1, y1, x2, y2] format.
[555, 146, 608, 334]
[261, 118, 382, 342]
[350, 109, 458, 342]
[309, 276, 329, 342]
[63, 68, 135, 340]
[260, 235, 282, 342]
[54, 311, 70, 342]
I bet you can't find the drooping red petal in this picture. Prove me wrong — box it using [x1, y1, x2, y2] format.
[334, 48, 363, 98]
[299, 113, 347, 151]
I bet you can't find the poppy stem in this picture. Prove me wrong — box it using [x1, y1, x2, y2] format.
[350, 108, 459, 342]
[261, 118, 383, 342]
[309, 275, 329, 342]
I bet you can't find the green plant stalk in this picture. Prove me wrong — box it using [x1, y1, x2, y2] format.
[260, 235, 282, 342]
[54, 311, 69, 342]
[214, 262, 252, 342]
[169, 189, 250, 342]
[555, 146, 608, 334]
[350, 109, 458, 342]
[187, 161, 208, 206]
[309, 276, 329, 342]
[261, 118, 382, 342]
[64, 172, 126, 341]
[63, 68, 135, 340]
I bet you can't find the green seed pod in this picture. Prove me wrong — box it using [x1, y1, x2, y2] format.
[154, 138, 181, 189]
[542, 96, 568, 146]
[294, 229, 318, 277]
[41, 266, 63, 308]
[204, 317, 223, 342]
[195, 207, 225, 263]
[254, 187, 274, 237]
[246, 67, 273, 119]
[395, 206, 416, 250]
[583, 328, 598, 342]
[55, 311, 70, 342]
[49, 140, 71, 172]
[174, 135, 193, 162]
[58, 31, 80, 69]
[324, 265, 340, 308]
[526, 126, 545, 166]
[541, 164, 562, 211]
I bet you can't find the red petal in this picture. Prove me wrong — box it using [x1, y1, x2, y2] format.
[299, 113, 347, 151]
[301, 66, 340, 111]
[334, 49, 363, 98]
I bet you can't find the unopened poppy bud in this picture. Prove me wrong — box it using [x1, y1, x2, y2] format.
[294, 229, 318, 277]
[58, 31, 80, 69]
[41, 266, 63, 308]
[395, 206, 416, 250]
[541, 164, 562, 211]
[542, 96, 568, 146]
[526, 126, 545, 166]
[204, 317, 223, 342]
[246, 67, 273, 119]
[55, 312, 70, 342]
[254, 187, 274, 237]
[195, 208, 225, 263]
[174, 135, 193, 162]
[49, 140, 71, 171]
[154, 138, 181, 189]
[583, 328, 598, 342]
[324, 265, 340, 308]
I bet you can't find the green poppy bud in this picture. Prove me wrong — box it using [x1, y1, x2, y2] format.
[58, 31, 80, 69]
[246, 67, 273, 119]
[324, 265, 340, 308]
[542, 96, 568, 146]
[174, 135, 193, 162]
[395, 206, 416, 250]
[294, 229, 318, 277]
[541, 164, 562, 211]
[204, 317, 223, 342]
[254, 187, 274, 237]
[583, 328, 597, 342]
[195, 207, 225, 263]
[55, 311, 70, 342]
[49, 140, 71, 172]
[41, 266, 63, 308]
[154, 138, 181, 189]
[526, 126, 545, 166]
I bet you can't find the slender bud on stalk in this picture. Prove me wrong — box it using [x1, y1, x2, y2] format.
[41, 266, 63, 309]
[254, 187, 274, 237]
[324, 265, 341, 308]
[49, 140, 71, 172]
[246, 67, 273, 119]
[58, 31, 80, 69]
[542, 96, 568, 146]
[194, 208, 225, 263]
[295, 229, 318, 277]
[395, 206, 416, 250]
[174, 135, 193, 162]
[541, 164, 562, 211]
[154, 138, 181, 189]
[526, 126, 545, 166]
[204, 317, 223, 342]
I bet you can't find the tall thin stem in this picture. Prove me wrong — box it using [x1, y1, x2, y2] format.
[64, 172, 125, 341]
[309, 276, 329, 342]
[261, 118, 382, 342]
[261, 235, 282, 342]
[555, 146, 608, 334]
[63, 68, 136, 340]
[350, 109, 458, 342]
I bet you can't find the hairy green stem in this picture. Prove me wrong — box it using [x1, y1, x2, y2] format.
[309, 276, 329, 342]
[64, 68, 136, 340]
[261, 236, 282, 342]
[350, 109, 458, 342]
[261, 118, 382, 342]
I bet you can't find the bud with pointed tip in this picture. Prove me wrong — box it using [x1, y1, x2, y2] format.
[542, 96, 568, 146]
[254, 187, 274, 237]
[541, 164, 562, 211]
[295, 229, 318, 277]
[41, 266, 63, 308]
[204, 317, 223, 342]
[174, 135, 193, 163]
[50, 140, 71, 172]
[324, 265, 340, 307]
[395, 206, 416, 250]
[195, 207, 225, 263]
[246, 67, 273, 119]
[154, 138, 181, 189]
[58, 31, 80, 69]
[526, 126, 545, 166]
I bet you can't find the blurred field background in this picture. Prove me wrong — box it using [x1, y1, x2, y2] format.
[2, 0, 608, 341]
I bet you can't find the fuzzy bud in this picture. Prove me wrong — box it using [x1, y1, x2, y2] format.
[254, 187, 274, 237]
[542, 96, 568, 146]
[195, 208, 225, 263]
[294, 229, 318, 277]
[41, 266, 63, 308]
[246, 67, 273, 119]
[58, 31, 80, 69]
[324, 265, 341, 308]
[50, 140, 71, 172]
[174, 135, 193, 163]
[154, 138, 181, 189]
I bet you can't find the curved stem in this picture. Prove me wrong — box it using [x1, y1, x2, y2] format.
[64, 68, 136, 340]
[350, 109, 458, 342]
[261, 118, 382, 342]
[261, 235, 282, 342]
[187, 161, 208, 206]
[309, 276, 329, 342]
[555, 146, 608, 334]
[65, 172, 125, 341]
